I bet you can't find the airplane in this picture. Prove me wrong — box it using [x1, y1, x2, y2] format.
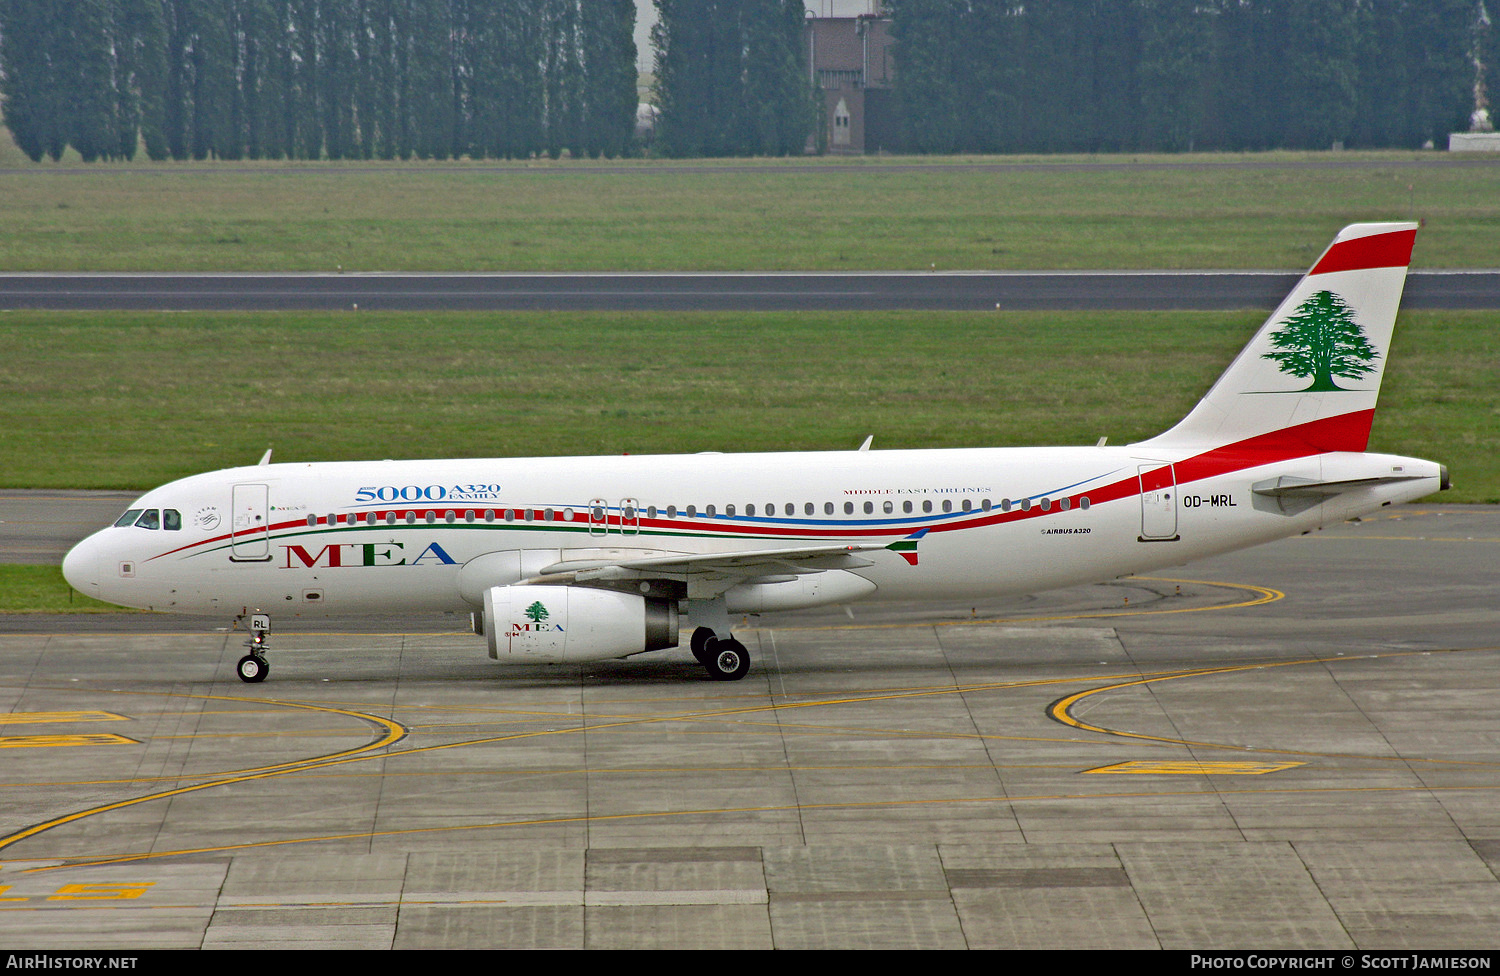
[62, 222, 1447, 683]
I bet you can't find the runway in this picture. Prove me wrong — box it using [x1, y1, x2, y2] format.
[2, 269, 1498, 311]
[1, 503, 1496, 948]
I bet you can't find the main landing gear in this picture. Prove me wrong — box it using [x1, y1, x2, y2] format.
[235, 612, 271, 683]
[690, 626, 750, 681]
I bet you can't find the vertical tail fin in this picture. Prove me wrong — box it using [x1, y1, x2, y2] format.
[1138, 222, 1417, 454]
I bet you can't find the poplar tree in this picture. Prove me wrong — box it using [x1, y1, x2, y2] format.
[581, 0, 638, 158]
[0, 0, 69, 160]
[655, 0, 811, 157]
[1136, 0, 1212, 152]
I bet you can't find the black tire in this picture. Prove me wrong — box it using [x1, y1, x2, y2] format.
[703, 638, 750, 681]
[237, 653, 269, 683]
[690, 626, 716, 662]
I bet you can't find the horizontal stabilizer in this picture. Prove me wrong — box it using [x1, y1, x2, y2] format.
[1251, 474, 1427, 498]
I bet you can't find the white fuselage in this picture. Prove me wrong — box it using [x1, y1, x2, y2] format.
[63, 444, 1443, 619]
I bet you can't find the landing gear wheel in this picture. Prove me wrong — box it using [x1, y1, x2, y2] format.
[690, 626, 716, 664]
[703, 638, 750, 681]
[237, 653, 269, 683]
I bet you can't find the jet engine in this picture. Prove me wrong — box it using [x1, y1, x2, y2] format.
[480, 584, 678, 663]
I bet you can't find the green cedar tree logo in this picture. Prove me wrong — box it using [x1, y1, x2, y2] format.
[1260, 289, 1380, 392]
[525, 601, 549, 623]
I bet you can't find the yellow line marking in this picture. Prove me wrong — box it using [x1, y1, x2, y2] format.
[0, 734, 138, 749]
[0, 711, 128, 725]
[0, 694, 406, 855]
[1050, 646, 1500, 764]
[1084, 760, 1306, 775]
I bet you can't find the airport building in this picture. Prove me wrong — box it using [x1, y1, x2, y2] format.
[806, 9, 899, 154]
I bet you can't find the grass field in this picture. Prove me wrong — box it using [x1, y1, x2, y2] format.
[0, 565, 125, 613]
[2, 151, 1498, 271]
[4, 308, 1494, 501]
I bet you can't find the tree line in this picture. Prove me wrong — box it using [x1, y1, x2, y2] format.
[650, 0, 813, 157]
[0, 0, 637, 162]
[888, 0, 1493, 154]
[1, 0, 1492, 162]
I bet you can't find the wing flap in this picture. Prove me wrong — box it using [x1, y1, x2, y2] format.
[534, 543, 881, 585]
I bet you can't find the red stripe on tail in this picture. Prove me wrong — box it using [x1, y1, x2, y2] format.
[1310, 228, 1417, 276]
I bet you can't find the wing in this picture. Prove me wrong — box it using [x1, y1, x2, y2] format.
[527, 543, 885, 599]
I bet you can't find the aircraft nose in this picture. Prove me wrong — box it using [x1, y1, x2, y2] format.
[62, 536, 101, 596]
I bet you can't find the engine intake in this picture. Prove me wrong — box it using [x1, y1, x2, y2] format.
[482, 585, 678, 663]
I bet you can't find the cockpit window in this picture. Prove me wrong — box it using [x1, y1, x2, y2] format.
[135, 509, 160, 530]
[114, 509, 144, 527]
[163, 509, 181, 531]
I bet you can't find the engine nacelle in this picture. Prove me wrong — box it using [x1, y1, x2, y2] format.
[482, 585, 678, 663]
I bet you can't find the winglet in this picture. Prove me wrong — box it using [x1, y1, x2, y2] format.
[886, 528, 928, 566]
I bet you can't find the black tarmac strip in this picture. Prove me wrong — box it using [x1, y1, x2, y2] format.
[1, 269, 1498, 312]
